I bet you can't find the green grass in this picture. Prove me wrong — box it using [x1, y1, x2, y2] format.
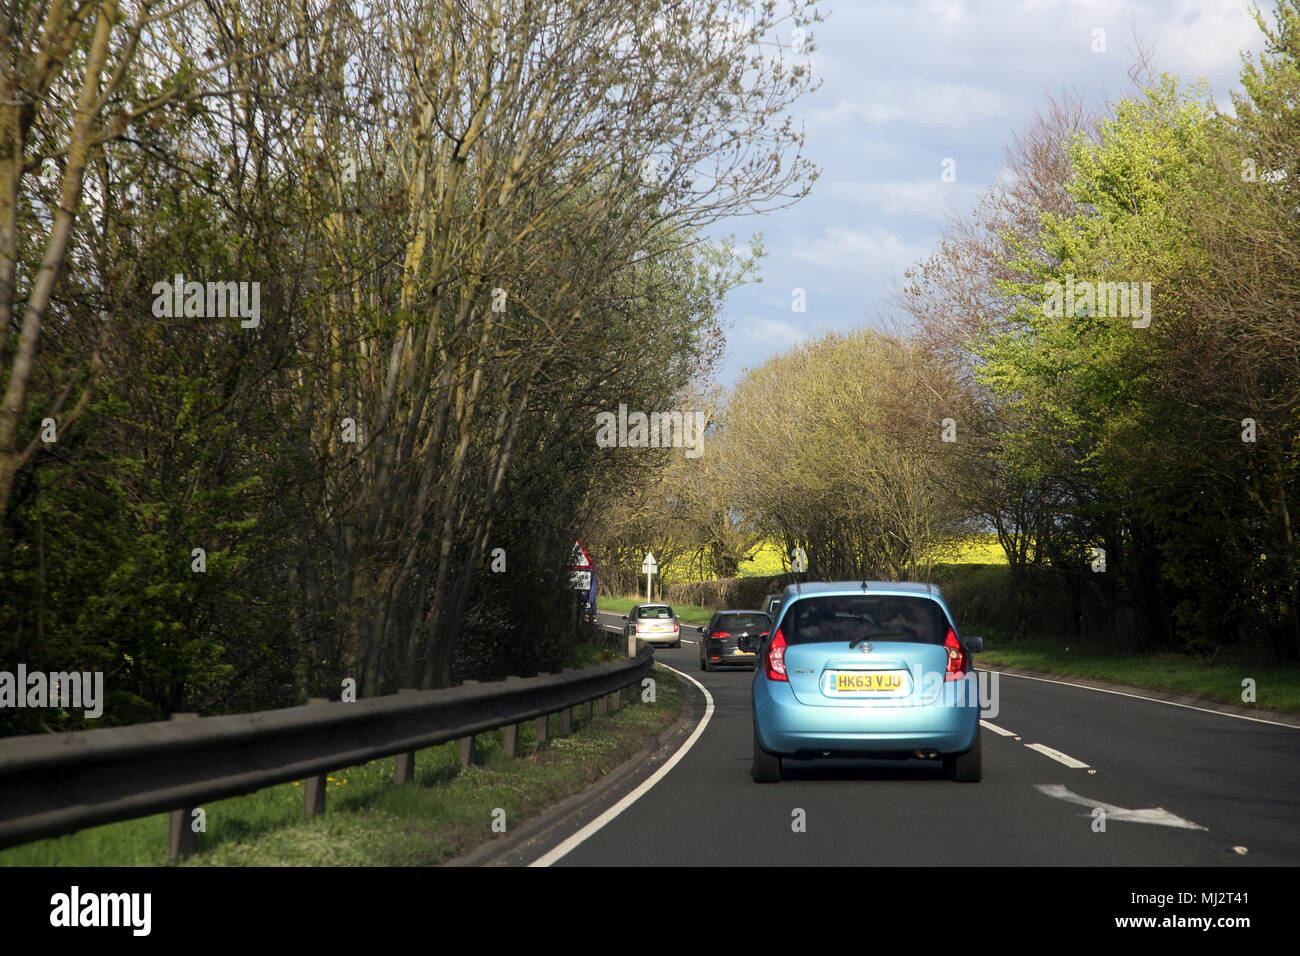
[978, 643, 1300, 715]
[0, 661, 684, 866]
[597, 594, 713, 625]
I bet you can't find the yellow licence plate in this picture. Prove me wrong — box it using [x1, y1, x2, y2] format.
[733, 648, 754, 656]
[834, 672, 904, 692]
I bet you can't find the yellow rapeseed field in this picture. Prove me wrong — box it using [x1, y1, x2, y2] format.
[662, 534, 1007, 582]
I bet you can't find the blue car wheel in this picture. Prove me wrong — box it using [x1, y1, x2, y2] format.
[752, 724, 781, 783]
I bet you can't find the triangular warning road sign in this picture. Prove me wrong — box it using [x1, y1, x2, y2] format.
[571, 539, 593, 569]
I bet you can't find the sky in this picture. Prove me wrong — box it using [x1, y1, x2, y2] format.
[706, 0, 1276, 386]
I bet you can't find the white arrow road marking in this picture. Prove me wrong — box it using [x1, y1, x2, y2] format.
[980, 720, 1016, 736]
[1025, 742, 1090, 768]
[1035, 784, 1207, 830]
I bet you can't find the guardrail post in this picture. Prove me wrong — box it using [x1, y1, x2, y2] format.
[167, 713, 199, 862]
[459, 681, 478, 766]
[303, 698, 329, 818]
[536, 673, 559, 741]
[395, 689, 417, 784]
[560, 670, 580, 731]
[503, 678, 521, 757]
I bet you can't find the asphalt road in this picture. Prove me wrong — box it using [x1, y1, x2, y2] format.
[549, 610, 1300, 866]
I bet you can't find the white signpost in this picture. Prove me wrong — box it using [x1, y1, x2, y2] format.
[641, 551, 657, 602]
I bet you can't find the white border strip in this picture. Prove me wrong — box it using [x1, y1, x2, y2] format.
[528, 663, 715, 867]
[994, 670, 1300, 730]
[1025, 742, 1090, 768]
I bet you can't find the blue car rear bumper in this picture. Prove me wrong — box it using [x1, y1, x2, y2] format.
[754, 674, 980, 756]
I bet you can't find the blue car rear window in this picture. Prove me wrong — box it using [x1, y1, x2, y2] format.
[780, 595, 950, 645]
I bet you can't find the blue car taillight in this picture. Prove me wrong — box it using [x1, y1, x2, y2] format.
[766, 628, 788, 682]
[944, 628, 967, 681]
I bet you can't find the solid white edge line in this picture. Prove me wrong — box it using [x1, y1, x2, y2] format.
[1025, 742, 1090, 768]
[527, 662, 715, 867]
[980, 720, 1016, 736]
[994, 670, 1300, 730]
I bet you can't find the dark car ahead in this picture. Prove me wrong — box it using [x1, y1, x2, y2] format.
[698, 610, 771, 671]
[762, 594, 782, 619]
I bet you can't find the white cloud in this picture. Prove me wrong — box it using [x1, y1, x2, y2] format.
[808, 83, 1009, 130]
[926, 0, 968, 24]
[826, 179, 985, 221]
[736, 316, 808, 350]
[1153, 0, 1265, 75]
[790, 226, 934, 275]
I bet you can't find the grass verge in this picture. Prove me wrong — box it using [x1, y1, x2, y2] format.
[0, 660, 685, 866]
[977, 643, 1300, 716]
[598, 594, 713, 625]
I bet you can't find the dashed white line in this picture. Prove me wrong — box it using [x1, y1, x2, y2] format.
[1025, 742, 1090, 769]
[980, 720, 1017, 736]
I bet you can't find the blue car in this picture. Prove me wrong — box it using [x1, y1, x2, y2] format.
[751, 581, 985, 783]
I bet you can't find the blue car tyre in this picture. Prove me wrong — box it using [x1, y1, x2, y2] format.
[752, 723, 781, 782]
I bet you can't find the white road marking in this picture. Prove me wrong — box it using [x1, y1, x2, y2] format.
[528, 662, 714, 867]
[1025, 743, 1090, 768]
[995, 670, 1300, 730]
[980, 720, 1017, 736]
[1034, 783, 1207, 830]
